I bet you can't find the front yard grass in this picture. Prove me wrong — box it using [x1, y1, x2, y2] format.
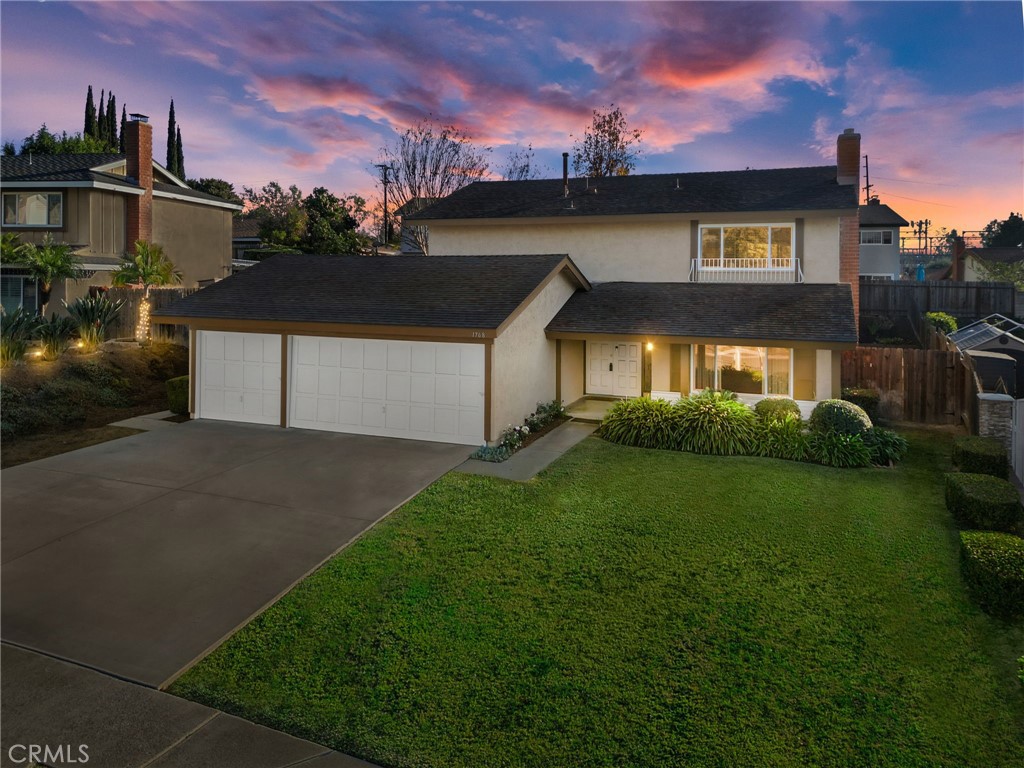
[171, 428, 1024, 767]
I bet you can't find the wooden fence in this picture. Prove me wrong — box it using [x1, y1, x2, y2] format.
[104, 287, 196, 346]
[841, 343, 981, 427]
[860, 278, 1018, 320]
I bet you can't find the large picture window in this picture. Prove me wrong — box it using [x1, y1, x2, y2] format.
[2, 192, 62, 227]
[699, 225, 793, 268]
[691, 345, 792, 397]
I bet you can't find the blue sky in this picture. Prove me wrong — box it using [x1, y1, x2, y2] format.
[2, 1, 1021, 232]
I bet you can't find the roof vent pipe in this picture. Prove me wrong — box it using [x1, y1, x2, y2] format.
[562, 152, 569, 197]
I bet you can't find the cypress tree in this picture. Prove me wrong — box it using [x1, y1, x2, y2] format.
[85, 85, 96, 138]
[107, 93, 117, 150]
[166, 99, 176, 171]
[175, 126, 185, 179]
[97, 89, 107, 144]
[120, 107, 127, 153]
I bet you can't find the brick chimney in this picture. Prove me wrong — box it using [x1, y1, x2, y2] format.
[836, 128, 860, 186]
[124, 113, 153, 248]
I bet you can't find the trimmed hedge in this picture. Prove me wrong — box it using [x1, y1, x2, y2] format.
[944, 472, 1023, 533]
[960, 531, 1024, 619]
[952, 436, 1008, 479]
[841, 387, 881, 422]
[754, 397, 801, 424]
[166, 376, 190, 416]
[809, 399, 873, 436]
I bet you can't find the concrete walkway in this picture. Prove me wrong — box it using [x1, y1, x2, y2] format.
[1, 644, 377, 768]
[109, 409, 180, 430]
[456, 420, 597, 481]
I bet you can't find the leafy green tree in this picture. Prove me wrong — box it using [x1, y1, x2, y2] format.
[501, 143, 543, 181]
[85, 85, 97, 138]
[302, 187, 366, 254]
[242, 182, 368, 253]
[2, 142, 15, 156]
[1, 233, 32, 263]
[981, 213, 1024, 248]
[571, 104, 643, 177]
[112, 241, 183, 299]
[15, 125, 115, 155]
[0, 234, 83, 315]
[242, 181, 307, 248]
[188, 178, 243, 207]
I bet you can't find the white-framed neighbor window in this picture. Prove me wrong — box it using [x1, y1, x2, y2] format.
[691, 344, 793, 397]
[859, 229, 893, 245]
[699, 224, 794, 268]
[2, 191, 62, 227]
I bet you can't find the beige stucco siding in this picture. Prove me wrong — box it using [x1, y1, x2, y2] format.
[802, 218, 840, 283]
[559, 339, 585, 405]
[491, 271, 579, 440]
[152, 198, 232, 287]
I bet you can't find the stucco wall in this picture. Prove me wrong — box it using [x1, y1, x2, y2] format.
[559, 339, 585, 405]
[428, 212, 843, 284]
[793, 348, 816, 400]
[859, 229, 900, 277]
[152, 197, 232, 287]
[491, 270, 579, 440]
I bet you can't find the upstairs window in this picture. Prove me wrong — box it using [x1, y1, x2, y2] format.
[2, 192, 62, 227]
[860, 229, 893, 245]
[699, 225, 793, 268]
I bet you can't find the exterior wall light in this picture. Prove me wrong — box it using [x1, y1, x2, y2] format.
[646, 342, 654, 351]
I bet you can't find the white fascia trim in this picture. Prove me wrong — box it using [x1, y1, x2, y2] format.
[79, 263, 119, 271]
[153, 188, 243, 210]
[152, 161, 190, 188]
[0, 180, 144, 195]
[91, 159, 125, 173]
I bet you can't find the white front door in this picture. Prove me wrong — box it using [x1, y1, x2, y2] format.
[586, 341, 641, 397]
[197, 331, 281, 425]
[289, 336, 485, 445]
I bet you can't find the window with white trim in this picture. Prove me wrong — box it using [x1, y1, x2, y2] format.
[2, 192, 62, 227]
[699, 225, 794, 268]
[859, 229, 893, 245]
[692, 344, 792, 396]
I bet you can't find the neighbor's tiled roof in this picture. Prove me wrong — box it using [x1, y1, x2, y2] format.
[410, 166, 856, 221]
[966, 247, 1024, 265]
[546, 282, 857, 344]
[232, 218, 262, 239]
[155, 253, 581, 329]
[859, 201, 909, 227]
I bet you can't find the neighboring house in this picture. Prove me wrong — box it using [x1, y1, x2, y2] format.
[959, 246, 1024, 282]
[1, 114, 242, 315]
[858, 198, 908, 279]
[154, 129, 862, 446]
[392, 197, 438, 254]
[231, 217, 262, 263]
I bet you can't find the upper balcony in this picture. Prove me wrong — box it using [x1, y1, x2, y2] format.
[689, 256, 804, 284]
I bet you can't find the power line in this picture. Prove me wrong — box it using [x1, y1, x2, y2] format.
[873, 190, 956, 208]
[871, 174, 960, 188]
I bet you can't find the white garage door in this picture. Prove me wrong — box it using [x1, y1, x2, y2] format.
[290, 336, 485, 445]
[197, 331, 281, 425]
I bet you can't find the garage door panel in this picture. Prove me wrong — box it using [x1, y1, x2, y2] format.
[224, 364, 243, 389]
[289, 336, 484, 445]
[296, 337, 318, 365]
[198, 331, 281, 426]
[224, 335, 243, 361]
[204, 362, 224, 388]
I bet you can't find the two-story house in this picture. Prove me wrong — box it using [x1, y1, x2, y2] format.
[858, 198, 908, 279]
[154, 130, 860, 446]
[1, 114, 241, 316]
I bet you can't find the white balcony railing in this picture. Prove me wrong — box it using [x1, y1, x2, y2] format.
[689, 257, 803, 284]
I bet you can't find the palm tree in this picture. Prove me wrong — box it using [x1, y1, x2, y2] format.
[112, 240, 183, 340]
[1, 233, 82, 315]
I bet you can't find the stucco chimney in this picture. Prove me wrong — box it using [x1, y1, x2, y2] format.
[837, 128, 860, 186]
[124, 113, 153, 248]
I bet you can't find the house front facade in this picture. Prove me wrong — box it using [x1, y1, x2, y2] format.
[858, 198, 908, 279]
[155, 130, 860, 445]
[1, 114, 241, 315]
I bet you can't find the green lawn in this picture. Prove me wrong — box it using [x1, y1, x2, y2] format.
[172, 429, 1024, 767]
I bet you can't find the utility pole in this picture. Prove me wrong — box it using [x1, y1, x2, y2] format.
[375, 163, 391, 247]
[862, 155, 874, 204]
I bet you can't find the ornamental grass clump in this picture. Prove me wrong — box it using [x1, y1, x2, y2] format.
[64, 295, 125, 352]
[753, 413, 810, 462]
[862, 427, 909, 466]
[599, 397, 681, 450]
[37, 314, 78, 361]
[809, 398, 873, 436]
[808, 431, 872, 468]
[675, 390, 757, 456]
[0, 307, 40, 366]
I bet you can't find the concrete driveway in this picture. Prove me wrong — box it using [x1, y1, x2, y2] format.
[1, 420, 471, 688]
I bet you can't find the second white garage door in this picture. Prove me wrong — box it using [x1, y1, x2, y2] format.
[289, 336, 485, 445]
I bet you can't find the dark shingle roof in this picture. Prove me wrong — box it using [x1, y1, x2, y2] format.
[410, 166, 856, 221]
[546, 282, 856, 344]
[859, 201, 909, 227]
[155, 253, 578, 329]
[966, 247, 1024, 265]
[233, 218, 262, 239]
[1, 153, 123, 179]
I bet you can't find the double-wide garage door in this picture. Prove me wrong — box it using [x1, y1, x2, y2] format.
[197, 331, 485, 445]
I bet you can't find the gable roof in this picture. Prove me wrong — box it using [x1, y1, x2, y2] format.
[546, 281, 856, 344]
[409, 165, 856, 222]
[859, 200, 909, 227]
[966, 247, 1024, 265]
[154, 253, 588, 330]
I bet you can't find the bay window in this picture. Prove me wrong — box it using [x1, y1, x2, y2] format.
[2, 191, 62, 227]
[691, 344, 793, 397]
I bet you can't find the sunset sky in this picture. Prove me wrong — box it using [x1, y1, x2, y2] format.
[2, 1, 1021, 236]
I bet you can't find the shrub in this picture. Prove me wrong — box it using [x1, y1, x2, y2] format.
[754, 397, 801, 424]
[167, 375, 190, 415]
[808, 431, 872, 468]
[1, 307, 41, 366]
[64, 295, 125, 352]
[841, 387, 881, 422]
[470, 444, 512, 463]
[925, 311, 958, 334]
[524, 399, 566, 432]
[944, 473, 1023, 533]
[862, 427, 909, 466]
[600, 397, 681, 450]
[37, 314, 77, 361]
[498, 423, 531, 451]
[809, 398, 873, 436]
[959, 531, 1024, 619]
[675, 390, 758, 456]
[753, 413, 809, 462]
[952, 436, 1008, 479]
